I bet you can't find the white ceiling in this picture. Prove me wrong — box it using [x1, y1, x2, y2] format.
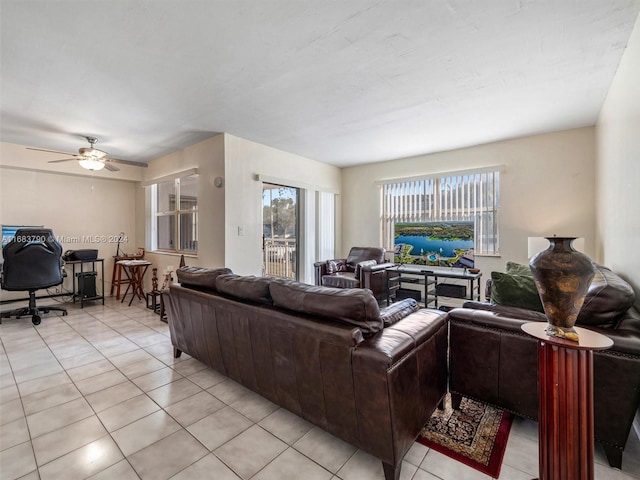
[1, 1, 639, 168]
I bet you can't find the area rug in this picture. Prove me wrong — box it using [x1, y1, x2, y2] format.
[417, 394, 513, 478]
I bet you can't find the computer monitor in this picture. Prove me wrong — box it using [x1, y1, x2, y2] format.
[1, 225, 44, 248]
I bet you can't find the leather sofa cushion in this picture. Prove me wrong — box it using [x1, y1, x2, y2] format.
[176, 266, 233, 292]
[270, 280, 383, 334]
[322, 273, 359, 289]
[577, 265, 636, 326]
[380, 298, 420, 327]
[490, 271, 544, 312]
[215, 274, 273, 305]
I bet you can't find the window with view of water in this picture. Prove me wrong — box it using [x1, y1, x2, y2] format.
[381, 169, 500, 256]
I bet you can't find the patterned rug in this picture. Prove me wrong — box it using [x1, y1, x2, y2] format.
[417, 394, 513, 478]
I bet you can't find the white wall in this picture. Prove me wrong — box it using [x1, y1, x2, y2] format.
[136, 133, 341, 286]
[0, 162, 137, 299]
[224, 134, 342, 282]
[596, 13, 640, 307]
[341, 127, 597, 280]
[137, 134, 226, 288]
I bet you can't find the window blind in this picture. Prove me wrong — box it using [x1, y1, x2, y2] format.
[381, 170, 500, 255]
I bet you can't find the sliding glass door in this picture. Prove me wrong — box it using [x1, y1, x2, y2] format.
[262, 183, 299, 280]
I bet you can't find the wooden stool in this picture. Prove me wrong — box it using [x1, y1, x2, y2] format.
[110, 249, 145, 299]
[118, 260, 151, 306]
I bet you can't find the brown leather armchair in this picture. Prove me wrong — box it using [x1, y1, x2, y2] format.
[314, 247, 394, 302]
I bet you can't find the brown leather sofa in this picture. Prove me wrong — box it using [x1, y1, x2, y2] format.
[314, 246, 394, 302]
[447, 265, 640, 469]
[165, 266, 448, 480]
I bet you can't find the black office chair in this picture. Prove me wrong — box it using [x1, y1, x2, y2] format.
[1, 228, 68, 325]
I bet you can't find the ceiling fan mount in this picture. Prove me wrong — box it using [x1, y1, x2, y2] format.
[27, 136, 148, 172]
[78, 136, 107, 159]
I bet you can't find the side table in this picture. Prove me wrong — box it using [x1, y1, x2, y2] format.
[521, 322, 613, 480]
[146, 290, 167, 322]
[117, 260, 152, 306]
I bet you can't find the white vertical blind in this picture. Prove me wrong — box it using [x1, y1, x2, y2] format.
[316, 191, 335, 261]
[381, 170, 500, 255]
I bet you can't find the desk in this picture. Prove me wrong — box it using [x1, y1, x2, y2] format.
[66, 259, 105, 308]
[117, 260, 151, 306]
[522, 323, 613, 480]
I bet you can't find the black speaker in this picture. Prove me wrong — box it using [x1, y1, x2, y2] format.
[77, 271, 97, 298]
[64, 249, 98, 261]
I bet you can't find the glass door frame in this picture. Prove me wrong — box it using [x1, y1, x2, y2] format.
[262, 182, 300, 281]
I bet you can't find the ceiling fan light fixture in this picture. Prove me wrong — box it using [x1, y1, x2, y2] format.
[78, 158, 105, 171]
[79, 147, 107, 158]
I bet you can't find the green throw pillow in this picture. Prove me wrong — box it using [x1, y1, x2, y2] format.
[505, 261, 534, 277]
[490, 271, 544, 312]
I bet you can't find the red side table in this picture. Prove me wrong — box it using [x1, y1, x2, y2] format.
[521, 322, 613, 480]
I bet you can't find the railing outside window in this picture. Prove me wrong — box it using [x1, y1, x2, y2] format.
[263, 238, 296, 279]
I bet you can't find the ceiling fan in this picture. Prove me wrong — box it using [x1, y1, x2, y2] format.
[27, 136, 148, 172]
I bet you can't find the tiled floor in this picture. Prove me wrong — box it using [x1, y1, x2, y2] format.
[1, 297, 639, 480]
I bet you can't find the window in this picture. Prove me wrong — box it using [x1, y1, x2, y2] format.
[381, 168, 500, 255]
[152, 174, 198, 253]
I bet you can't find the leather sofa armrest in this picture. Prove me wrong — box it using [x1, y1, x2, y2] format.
[360, 263, 394, 295]
[448, 307, 543, 335]
[462, 301, 549, 322]
[313, 261, 326, 285]
[352, 309, 448, 466]
[354, 309, 448, 369]
[588, 325, 640, 356]
[365, 262, 396, 272]
[582, 307, 640, 356]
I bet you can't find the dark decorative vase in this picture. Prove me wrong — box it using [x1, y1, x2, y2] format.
[529, 237, 596, 341]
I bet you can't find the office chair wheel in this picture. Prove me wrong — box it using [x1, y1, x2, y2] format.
[32, 315, 41, 325]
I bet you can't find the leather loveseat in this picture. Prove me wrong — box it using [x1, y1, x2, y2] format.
[314, 246, 394, 303]
[164, 266, 449, 480]
[447, 264, 640, 469]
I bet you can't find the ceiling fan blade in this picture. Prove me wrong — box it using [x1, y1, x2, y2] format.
[106, 157, 148, 168]
[28, 147, 75, 156]
[47, 158, 77, 163]
[104, 163, 120, 172]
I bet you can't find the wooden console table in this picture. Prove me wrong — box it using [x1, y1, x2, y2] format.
[521, 322, 613, 480]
